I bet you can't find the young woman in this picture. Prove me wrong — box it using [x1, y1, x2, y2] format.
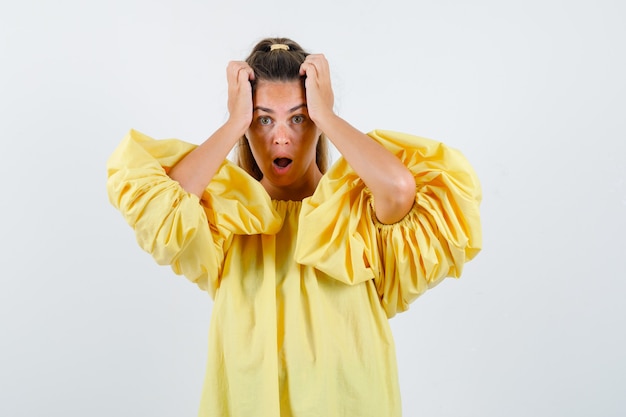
[107, 37, 482, 417]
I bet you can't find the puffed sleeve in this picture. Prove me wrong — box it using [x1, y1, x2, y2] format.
[295, 130, 482, 318]
[106, 129, 282, 297]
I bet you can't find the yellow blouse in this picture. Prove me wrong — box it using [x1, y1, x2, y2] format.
[106, 129, 482, 417]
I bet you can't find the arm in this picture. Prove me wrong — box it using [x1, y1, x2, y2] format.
[300, 54, 416, 224]
[168, 61, 255, 198]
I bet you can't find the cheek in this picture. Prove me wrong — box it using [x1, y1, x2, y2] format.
[307, 126, 322, 148]
[247, 126, 269, 146]
[305, 129, 322, 152]
[246, 136, 268, 164]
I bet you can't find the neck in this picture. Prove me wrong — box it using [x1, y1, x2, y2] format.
[261, 169, 322, 201]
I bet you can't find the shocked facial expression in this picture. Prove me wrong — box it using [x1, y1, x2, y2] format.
[246, 79, 322, 201]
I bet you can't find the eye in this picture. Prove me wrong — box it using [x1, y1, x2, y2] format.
[259, 116, 272, 125]
[292, 115, 305, 124]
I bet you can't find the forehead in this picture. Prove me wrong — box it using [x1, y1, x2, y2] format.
[253, 80, 306, 110]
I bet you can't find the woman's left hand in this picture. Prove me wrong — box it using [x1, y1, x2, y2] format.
[300, 55, 416, 224]
[299, 54, 335, 123]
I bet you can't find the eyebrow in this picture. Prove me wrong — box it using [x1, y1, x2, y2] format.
[253, 104, 307, 113]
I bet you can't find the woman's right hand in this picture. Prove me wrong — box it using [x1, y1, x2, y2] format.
[167, 62, 255, 197]
[226, 61, 255, 131]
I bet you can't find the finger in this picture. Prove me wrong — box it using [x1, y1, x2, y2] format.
[237, 66, 255, 84]
[226, 61, 243, 82]
[299, 61, 318, 78]
[227, 61, 255, 84]
[241, 64, 255, 81]
[300, 55, 317, 76]
[301, 54, 329, 77]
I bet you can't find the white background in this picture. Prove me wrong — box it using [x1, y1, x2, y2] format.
[1, 0, 625, 416]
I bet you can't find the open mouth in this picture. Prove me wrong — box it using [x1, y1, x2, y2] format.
[274, 158, 292, 168]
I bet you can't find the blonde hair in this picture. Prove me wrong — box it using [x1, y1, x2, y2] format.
[234, 37, 330, 180]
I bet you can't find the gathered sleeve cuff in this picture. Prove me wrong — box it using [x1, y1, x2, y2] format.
[106, 129, 282, 297]
[295, 130, 482, 317]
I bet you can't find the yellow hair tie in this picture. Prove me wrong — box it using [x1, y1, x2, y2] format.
[270, 44, 290, 51]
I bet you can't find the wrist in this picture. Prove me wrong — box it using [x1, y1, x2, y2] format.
[224, 116, 251, 138]
[311, 110, 339, 132]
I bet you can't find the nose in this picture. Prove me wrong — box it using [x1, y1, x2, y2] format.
[273, 124, 291, 145]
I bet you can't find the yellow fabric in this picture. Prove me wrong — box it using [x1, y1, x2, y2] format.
[106, 129, 482, 417]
